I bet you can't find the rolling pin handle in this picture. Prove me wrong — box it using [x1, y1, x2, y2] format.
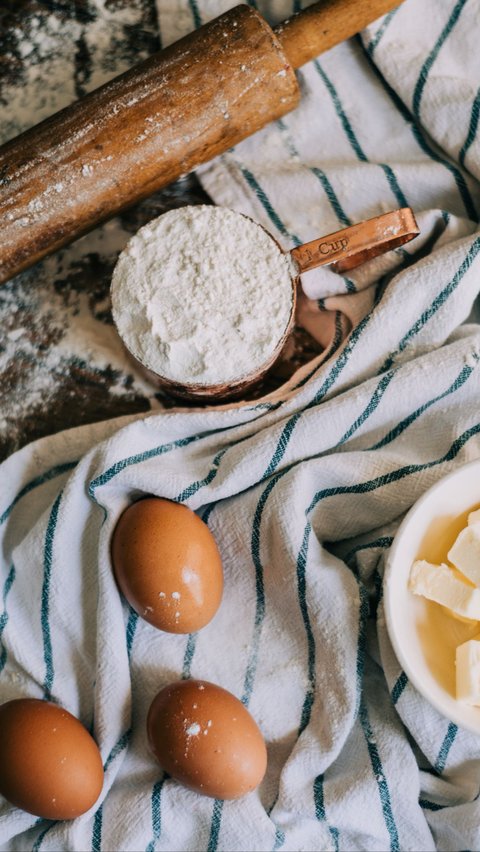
[289, 208, 420, 275]
[275, 0, 404, 70]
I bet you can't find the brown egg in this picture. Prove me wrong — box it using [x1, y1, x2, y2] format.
[111, 497, 223, 634]
[147, 679, 267, 799]
[0, 698, 104, 820]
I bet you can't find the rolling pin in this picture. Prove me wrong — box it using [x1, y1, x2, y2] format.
[0, 0, 402, 285]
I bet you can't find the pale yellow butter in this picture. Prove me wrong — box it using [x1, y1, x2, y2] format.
[456, 639, 480, 704]
[448, 524, 480, 587]
[409, 559, 480, 620]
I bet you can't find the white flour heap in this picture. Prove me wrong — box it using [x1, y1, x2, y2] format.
[111, 206, 294, 386]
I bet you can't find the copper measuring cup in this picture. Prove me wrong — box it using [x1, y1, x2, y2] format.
[114, 207, 419, 402]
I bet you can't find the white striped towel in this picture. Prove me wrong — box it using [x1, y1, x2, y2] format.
[1, 0, 480, 850]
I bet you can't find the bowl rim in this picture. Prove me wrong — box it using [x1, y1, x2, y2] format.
[384, 456, 480, 734]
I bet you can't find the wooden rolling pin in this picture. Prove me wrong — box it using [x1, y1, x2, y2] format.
[0, 0, 401, 285]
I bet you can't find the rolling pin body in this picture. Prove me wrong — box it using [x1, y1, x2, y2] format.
[0, 0, 402, 284]
[0, 7, 298, 283]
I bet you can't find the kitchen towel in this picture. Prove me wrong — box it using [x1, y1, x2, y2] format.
[1, 0, 480, 850]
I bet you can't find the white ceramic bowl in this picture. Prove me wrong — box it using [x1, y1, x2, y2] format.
[384, 458, 480, 733]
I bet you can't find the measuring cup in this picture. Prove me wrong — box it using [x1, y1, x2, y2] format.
[112, 207, 419, 402]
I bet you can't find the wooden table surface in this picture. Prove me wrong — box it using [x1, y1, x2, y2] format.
[0, 0, 323, 463]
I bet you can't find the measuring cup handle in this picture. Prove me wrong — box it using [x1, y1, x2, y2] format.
[289, 208, 420, 275]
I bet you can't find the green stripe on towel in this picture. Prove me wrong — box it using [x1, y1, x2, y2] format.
[42, 492, 63, 701]
[413, 0, 470, 121]
[0, 564, 16, 675]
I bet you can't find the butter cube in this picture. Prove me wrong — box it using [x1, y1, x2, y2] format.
[456, 639, 480, 704]
[448, 524, 480, 587]
[468, 509, 480, 526]
[409, 559, 480, 620]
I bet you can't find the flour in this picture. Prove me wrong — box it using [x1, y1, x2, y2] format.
[0, 3, 150, 146]
[111, 206, 294, 386]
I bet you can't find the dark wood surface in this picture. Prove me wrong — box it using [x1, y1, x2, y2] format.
[0, 0, 201, 461]
[0, 0, 322, 461]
